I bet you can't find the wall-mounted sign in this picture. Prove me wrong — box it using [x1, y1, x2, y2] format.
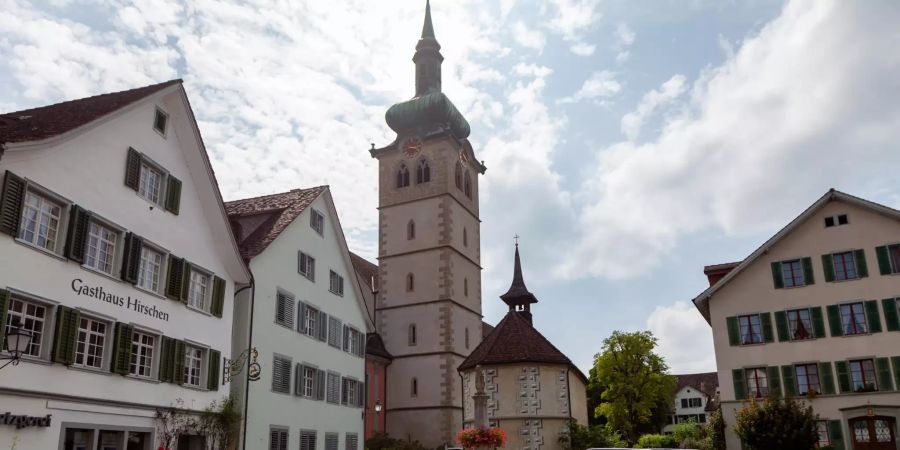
[1, 413, 51, 429]
[71, 279, 169, 322]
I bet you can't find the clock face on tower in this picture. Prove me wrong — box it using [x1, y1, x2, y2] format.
[401, 137, 423, 158]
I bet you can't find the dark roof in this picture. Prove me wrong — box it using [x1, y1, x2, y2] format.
[500, 244, 538, 307]
[481, 321, 495, 339]
[459, 311, 585, 380]
[703, 262, 740, 274]
[224, 186, 327, 261]
[0, 80, 181, 144]
[675, 372, 719, 398]
[350, 251, 378, 292]
[366, 332, 393, 360]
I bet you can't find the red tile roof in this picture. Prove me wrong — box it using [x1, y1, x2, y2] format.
[0, 80, 182, 144]
[675, 371, 719, 398]
[350, 252, 379, 292]
[224, 186, 327, 261]
[459, 311, 586, 381]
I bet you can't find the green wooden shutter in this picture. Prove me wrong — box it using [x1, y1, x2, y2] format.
[892, 357, 900, 394]
[835, 361, 851, 393]
[761, 312, 774, 343]
[207, 349, 221, 391]
[211, 276, 225, 318]
[819, 362, 836, 395]
[0, 289, 10, 351]
[51, 306, 80, 365]
[882, 298, 899, 332]
[822, 254, 835, 282]
[855, 249, 868, 278]
[801, 257, 815, 285]
[732, 369, 747, 400]
[770, 262, 784, 289]
[726, 316, 740, 346]
[876, 357, 894, 391]
[767, 366, 782, 397]
[828, 420, 844, 450]
[173, 340, 186, 385]
[111, 322, 134, 375]
[876, 246, 893, 275]
[774, 311, 790, 341]
[0, 171, 25, 236]
[164, 176, 182, 215]
[781, 365, 797, 397]
[64, 206, 90, 262]
[120, 233, 143, 284]
[158, 337, 174, 383]
[180, 262, 192, 304]
[865, 300, 882, 333]
[165, 257, 185, 300]
[124, 147, 142, 191]
[827, 305, 843, 337]
[811, 307, 827, 338]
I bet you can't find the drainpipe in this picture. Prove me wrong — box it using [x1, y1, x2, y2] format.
[237, 275, 255, 450]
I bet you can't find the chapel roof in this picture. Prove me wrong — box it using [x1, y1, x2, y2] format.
[366, 332, 393, 360]
[224, 186, 327, 261]
[0, 79, 182, 144]
[350, 251, 379, 292]
[675, 371, 719, 398]
[500, 244, 538, 306]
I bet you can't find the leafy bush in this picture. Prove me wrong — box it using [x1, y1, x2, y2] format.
[365, 433, 428, 450]
[559, 420, 626, 449]
[671, 421, 701, 444]
[734, 396, 818, 450]
[636, 433, 677, 448]
[706, 409, 726, 450]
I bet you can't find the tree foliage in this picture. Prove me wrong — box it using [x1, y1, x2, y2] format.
[636, 433, 677, 448]
[734, 396, 818, 450]
[559, 420, 625, 450]
[592, 330, 676, 444]
[365, 433, 428, 450]
[707, 408, 727, 450]
[585, 366, 606, 426]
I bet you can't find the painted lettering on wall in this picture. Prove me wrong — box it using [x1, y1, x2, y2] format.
[0, 413, 51, 429]
[71, 279, 170, 322]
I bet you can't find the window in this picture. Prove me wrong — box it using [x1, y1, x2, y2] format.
[795, 364, 821, 395]
[4, 297, 46, 357]
[325, 433, 339, 450]
[463, 228, 468, 247]
[129, 331, 155, 378]
[346, 433, 358, 450]
[184, 345, 204, 387]
[411, 377, 418, 397]
[271, 355, 292, 394]
[407, 220, 415, 240]
[301, 365, 316, 398]
[464, 278, 468, 297]
[269, 428, 288, 450]
[738, 314, 763, 345]
[187, 269, 210, 311]
[406, 273, 414, 292]
[302, 304, 319, 338]
[455, 162, 464, 190]
[849, 359, 877, 392]
[299, 251, 316, 281]
[781, 259, 805, 287]
[416, 158, 430, 184]
[465, 327, 470, 349]
[342, 377, 360, 406]
[745, 367, 768, 398]
[396, 164, 410, 188]
[787, 308, 814, 340]
[344, 326, 362, 355]
[75, 317, 107, 369]
[832, 251, 859, 280]
[137, 246, 163, 292]
[329, 270, 344, 296]
[300, 431, 317, 450]
[85, 221, 118, 275]
[463, 171, 472, 198]
[888, 244, 900, 274]
[326, 372, 341, 404]
[679, 398, 702, 408]
[275, 292, 295, 328]
[328, 316, 343, 348]
[18, 190, 62, 252]
[310, 209, 325, 236]
[816, 421, 831, 447]
[825, 214, 849, 227]
[840, 302, 868, 335]
[138, 162, 163, 204]
[153, 107, 168, 136]
[409, 324, 417, 346]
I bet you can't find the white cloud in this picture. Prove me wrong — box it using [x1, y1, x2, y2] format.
[647, 301, 716, 374]
[512, 21, 545, 52]
[559, 1, 900, 279]
[613, 22, 635, 62]
[620, 74, 687, 141]
[512, 63, 553, 78]
[548, 0, 601, 40]
[569, 41, 595, 56]
[558, 70, 621, 104]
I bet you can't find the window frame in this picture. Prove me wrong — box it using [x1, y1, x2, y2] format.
[310, 209, 325, 236]
[795, 363, 821, 395]
[738, 313, 764, 345]
[135, 240, 168, 296]
[269, 427, 289, 450]
[396, 163, 410, 188]
[745, 367, 769, 398]
[186, 265, 213, 313]
[82, 216, 123, 277]
[16, 186, 67, 255]
[329, 270, 344, 297]
[3, 292, 54, 360]
[137, 158, 167, 206]
[298, 251, 316, 282]
[840, 302, 868, 335]
[780, 259, 806, 288]
[128, 329, 158, 380]
[849, 359, 878, 392]
[786, 308, 815, 341]
[183, 344, 206, 388]
[887, 243, 900, 274]
[302, 303, 319, 338]
[815, 421, 831, 447]
[416, 158, 431, 184]
[73, 314, 112, 371]
[831, 251, 859, 281]
[153, 106, 169, 137]
[301, 365, 316, 398]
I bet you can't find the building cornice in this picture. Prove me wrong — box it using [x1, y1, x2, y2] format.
[375, 298, 482, 318]
[379, 244, 482, 269]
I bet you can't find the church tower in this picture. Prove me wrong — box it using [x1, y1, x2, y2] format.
[369, 1, 487, 446]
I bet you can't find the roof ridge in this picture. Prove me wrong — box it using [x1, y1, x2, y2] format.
[1, 79, 182, 116]
[224, 185, 328, 206]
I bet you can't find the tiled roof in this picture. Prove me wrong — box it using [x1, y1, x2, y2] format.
[224, 186, 327, 261]
[366, 332, 393, 360]
[675, 372, 719, 398]
[459, 311, 586, 381]
[0, 80, 182, 144]
[481, 321, 495, 339]
[350, 251, 378, 292]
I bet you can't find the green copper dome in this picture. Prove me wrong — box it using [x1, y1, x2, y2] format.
[385, 92, 471, 139]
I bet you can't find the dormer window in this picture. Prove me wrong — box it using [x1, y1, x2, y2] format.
[153, 107, 168, 136]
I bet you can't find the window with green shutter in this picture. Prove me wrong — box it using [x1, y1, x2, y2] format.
[882, 298, 900, 332]
[158, 336, 175, 383]
[822, 254, 836, 282]
[780, 365, 797, 397]
[125, 147, 142, 191]
[770, 261, 785, 289]
[767, 366, 782, 397]
[732, 369, 747, 400]
[776, 259, 809, 288]
[801, 257, 815, 285]
[51, 306, 80, 365]
[819, 362, 836, 395]
[120, 233, 143, 284]
[828, 420, 844, 450]
[855, 249, 868, 278]
[64, 206, 90, 263]
[876, 245, 896, 275]
[164, 176, 181, 215]
[875, 357, 894, 391]
[726, 316, 740, 346]
[0, 290, 9, 351]
[760, 312, 774, 343]
[0, 171, 25, 237]
[865, 300, 882, 333]
[892, 357, 900, 394]
[207, 349, 221, 391]
[835, 361, 851, 393]
[811, 307, 827, 338]
[111, 322, 134, 375]
[211, 277, 226, 318]
[827, 305, 843, 337]
[166, 257, 186, 300]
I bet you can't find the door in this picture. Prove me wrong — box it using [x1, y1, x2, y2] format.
[851, 417, 896, 450]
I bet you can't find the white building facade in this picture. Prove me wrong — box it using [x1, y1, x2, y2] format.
[663, 373, 718, 434]
[226, 187, 372, 450]
[0, 81, 250, 450]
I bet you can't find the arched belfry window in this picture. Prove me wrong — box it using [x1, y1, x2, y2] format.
[455, 162, 463, 190]
[416, 158, 431, 184]
[406, 273, 415, 292]
[464, 171, 472, 198]
[397, 164, 410, 188]
[407, 220, 416, 240]
[409, 324, 417, 346]
[411, 377, 419, 396]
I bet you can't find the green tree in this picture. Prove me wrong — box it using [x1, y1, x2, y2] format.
[707, 408, 727, 450]
[585, 365, 606, 426]
[559, 420, 625, 450]
[734, 396, 818, 450]
[592, 330, 676, 445]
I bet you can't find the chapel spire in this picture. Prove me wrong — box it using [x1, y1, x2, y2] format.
[500, 242, 539, 323]
[414, 0, 444, 97]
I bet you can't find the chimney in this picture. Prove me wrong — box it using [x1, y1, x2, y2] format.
[703, 262, 740, 287]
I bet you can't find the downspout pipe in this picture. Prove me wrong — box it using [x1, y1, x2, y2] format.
[237, 275, 255, 450]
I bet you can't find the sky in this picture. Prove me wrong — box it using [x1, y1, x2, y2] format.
[2, 0, 900, 376]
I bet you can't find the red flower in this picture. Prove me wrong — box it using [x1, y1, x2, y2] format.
[457, 427, 507, 449]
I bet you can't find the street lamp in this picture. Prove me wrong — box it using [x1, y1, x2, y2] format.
[1, 319, 34, 370]
[374, 399, 383, 413]
[374, 399, 383, 432]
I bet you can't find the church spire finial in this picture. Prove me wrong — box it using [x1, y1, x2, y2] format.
[500, 241, 538, 323]
[422, 0, 435, 39]
[414, 0, 443, 97]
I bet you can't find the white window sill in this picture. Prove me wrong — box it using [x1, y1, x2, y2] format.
[81, 264, 123, 284]
[68, 364, 113, 376]
[186, 304, 213, 317]
[181, 383, 209, 392]
[126, 374, 161, 384]
[274, 320, 294, 330]
[6, 354, 52, 366]
[135, 192, 165, 211]
[14, 238, 67, 261]
[135, 284, 167, 301]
